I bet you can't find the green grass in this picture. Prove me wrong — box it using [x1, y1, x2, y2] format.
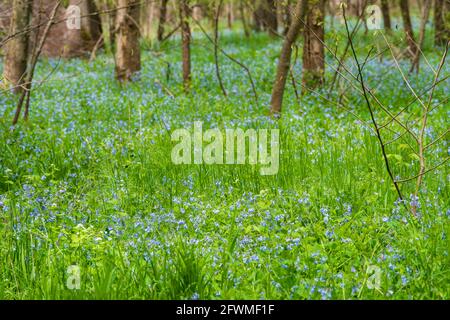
[0, 24, 449, 299]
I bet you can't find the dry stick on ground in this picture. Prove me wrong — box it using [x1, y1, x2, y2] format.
[214, 0, 227, 97]
[154, 79, 175, 98]
[190, 15, 259, 105]
[342, 7, 405, 205]
[12, 1, 61, 125]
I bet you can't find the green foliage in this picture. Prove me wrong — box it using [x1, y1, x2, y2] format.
[0, 23, 449, 299]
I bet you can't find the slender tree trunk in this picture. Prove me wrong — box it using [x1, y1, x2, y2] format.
[13, 2, 60, 124]
[3, 0, 32, 93]
[180, 0, 191, 91]
[214, 0, 227, 96]
[98, 2, 112, 53]
[264, 0, 278, 36]
[270, 0, 307, 115]
[380, 0, 391, 30]
[412, 0, 432, 72]
[227, 2, 234, 29]
[240, 0, 250, 37]
[283, 0, 293, 35]
[302, 0, 325, 90]
[253, 1, 265, 32]
[77, 0, 102, 41]
[141, 0, 154, 40]
[348, 0, 359, 16]
[435, 0, 445, 45]
[109, 3, 117, 51]
[435, 0, 450, 46]
[399, 0, 419, 57]
[445, 0, 450, 43]
[65, 0, 103, 57]
[115, 0, 141, 82]
[158, 0, 169, 41]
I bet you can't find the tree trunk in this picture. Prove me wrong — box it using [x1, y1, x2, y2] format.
[227, 2, 234, 29]
[264, 0, 278, 36]
[65, 0, 103, 57]
[157, 0, 169, 41]
[115, 0, 141, 82]
[141, 0, 154, 40]
[109, 4, 117, 49]
[399, 0, 419, 57]
[3, 0, 32, 93]
[98, 2, 113, 53]
[302, 0, 325, 90]
[380, 0, 391, 30]
[270, 0, 307, 115]
[180, 0, 191, 91]
[253, 1, 265, 32]
[283, 0, 293, 35]
[240, 0, 250, 37]
[445, 0, 450, 43]
[412, 0, 432, 72]
[435, 0, 450, 46]
[214, 0, 227, 96]
[77, 0, 102, 41]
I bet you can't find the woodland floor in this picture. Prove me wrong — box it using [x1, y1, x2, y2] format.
[0, 25, 449, 299]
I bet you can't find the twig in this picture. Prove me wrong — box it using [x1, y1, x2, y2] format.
[412, 41, 449, 214]
[396, 157, 449, 183]
[12, 1, 61, 125]
[343, 7, 404, 204]
[190, 14, 259, 105]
